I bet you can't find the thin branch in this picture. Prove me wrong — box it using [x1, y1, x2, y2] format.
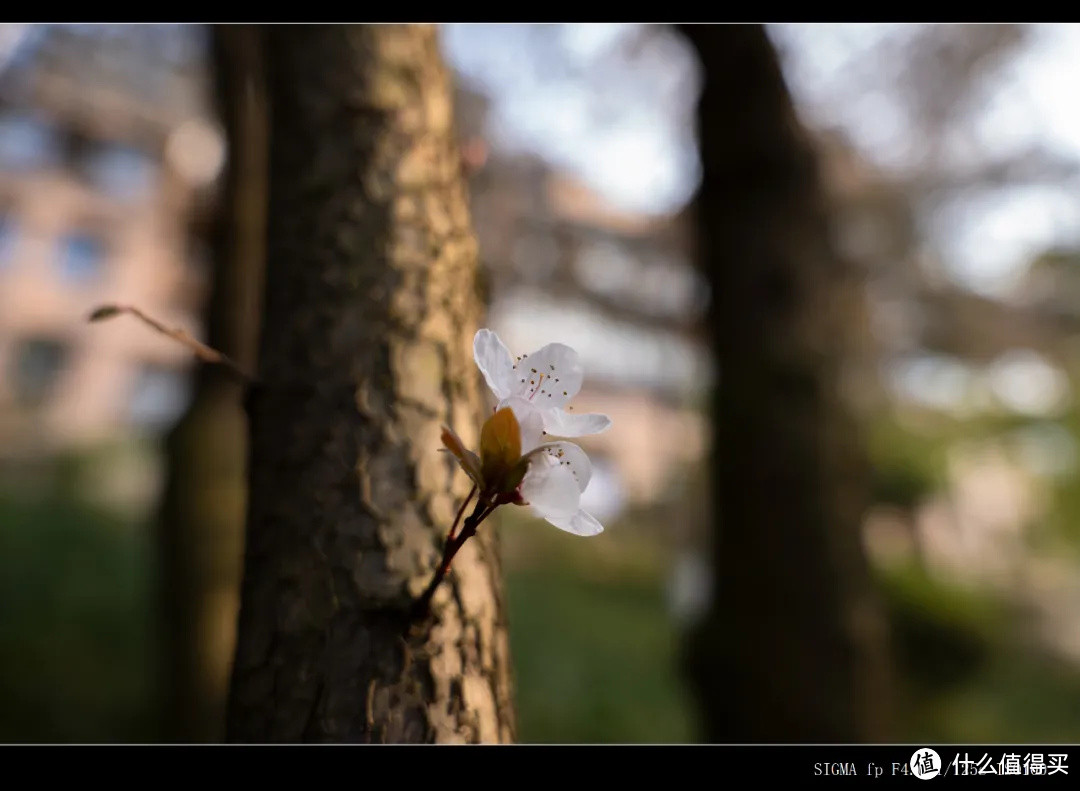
[447, 484, 477, 543]
[88, 303, 256, 384]
[410, 497, 496, 622]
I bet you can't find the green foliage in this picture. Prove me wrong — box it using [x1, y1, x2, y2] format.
[878, 562, 1080, 743]
[878, 562, 998, 695]
[0, 492, 156, 742]
[865, 416, 949, 509]
[1035, 401, 1080, 552]
[913, 651, 1080, 744]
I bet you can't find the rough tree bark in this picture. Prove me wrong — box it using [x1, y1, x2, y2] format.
[157, 24, 267, 742]
[679, 24, 892, 742]
[226, 25, 515, 743]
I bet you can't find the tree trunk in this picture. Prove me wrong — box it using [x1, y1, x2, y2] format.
[679, 24, 892, 742]
[226, 24, 515, 743]
[157, 24, 267, 742]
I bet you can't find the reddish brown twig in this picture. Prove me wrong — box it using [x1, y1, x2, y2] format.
[88, 303, 254, 384]
[411, 495, 496, 621]
[447, 484, 477, 542]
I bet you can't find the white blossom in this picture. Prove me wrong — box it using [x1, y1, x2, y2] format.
[473, 329, 610, 536]
[473, 328, 612, 438]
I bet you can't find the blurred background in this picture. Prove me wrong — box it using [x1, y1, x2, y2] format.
[3, 22, 1080, 743]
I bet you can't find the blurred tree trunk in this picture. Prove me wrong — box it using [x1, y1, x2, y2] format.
[679, 24, 892, 742]
[225, 25, 515, 743]
[157, 25, 267, 742]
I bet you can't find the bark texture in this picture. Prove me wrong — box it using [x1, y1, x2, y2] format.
[680, 24, 892, 742]
[226, 25, 515, 743]
[157, 24, 267, 742]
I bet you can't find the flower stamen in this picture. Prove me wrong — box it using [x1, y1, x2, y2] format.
[528, 372, 546, 401]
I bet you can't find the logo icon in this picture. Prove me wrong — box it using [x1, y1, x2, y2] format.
[911, 748, 941, 780]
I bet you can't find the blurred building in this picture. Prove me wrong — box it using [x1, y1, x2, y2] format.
[0, 25, 221, 458]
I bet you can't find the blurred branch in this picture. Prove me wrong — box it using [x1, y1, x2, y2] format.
[898, 23, 1028, 142]
[500, 275, 707, 342]
[488, 214, 706, 339]
[906, 146, 1080, 196]
[88, 303, 255, 384]
[914, 286, 1080, 364]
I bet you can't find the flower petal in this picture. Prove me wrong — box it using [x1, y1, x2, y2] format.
[510, 342, 583, 408]
[479, 406, 522, 489]
[474, 329, 516, 399]
[520, 448, 582, 520]
[499, 396, 546, 453]
[541, 408, 612, 438]
[526, 440, 592, 492]
[545, 508, 604, 537]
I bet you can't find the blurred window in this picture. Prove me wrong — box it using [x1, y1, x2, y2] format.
[0, 112, 60, 172]
[127, 364, 190, 431]
[0, 212, 15, 265]
[80, 142, 157, 200]
[11, 337, 68, 407]
[57, 230, 107, 284]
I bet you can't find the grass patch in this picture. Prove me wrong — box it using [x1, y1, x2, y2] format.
[0, 493, 156, 742]
[499, 510, 696, 743]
